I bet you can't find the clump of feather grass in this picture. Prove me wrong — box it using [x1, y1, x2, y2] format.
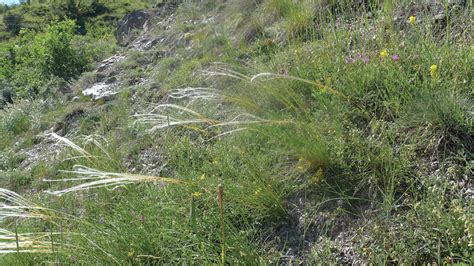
[39, 134, 182, 196]
[204, 64, 345, 97]
[132, 66, 333, 148]
[134, 102, 292, 134]
[136, 65, 335, 167]
[44, 165, 183, 196]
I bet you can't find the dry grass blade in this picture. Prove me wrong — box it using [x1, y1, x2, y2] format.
[44, 165, 183, 196]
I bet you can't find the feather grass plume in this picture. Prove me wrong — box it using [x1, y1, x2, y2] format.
[0, 228, 60, 254]
[134, 104, 218, 132]
[166, 87, 221, 102]
[46, 133, 92, 159]
[45, 133, 115, 163]
[134, 104, 291, 133]
[205, 64, 345, 97]
[44, 165, 183, 196]
[78, 134, 112, 160]
[0, 188, 55, 222]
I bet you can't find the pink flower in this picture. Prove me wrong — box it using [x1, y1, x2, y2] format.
[391, 54, 400, 62]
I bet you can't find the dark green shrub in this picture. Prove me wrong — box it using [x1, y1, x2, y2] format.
[2, 11, 23, 35]
[0, 80, 14, 109]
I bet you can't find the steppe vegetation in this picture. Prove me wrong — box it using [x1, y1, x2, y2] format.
[0, 0, 472, 264]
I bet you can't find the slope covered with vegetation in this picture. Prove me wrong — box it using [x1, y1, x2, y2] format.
[0, 0, 472, 264]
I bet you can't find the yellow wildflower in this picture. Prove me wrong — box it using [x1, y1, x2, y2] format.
[310, 168, 324, 185]
[254, 187, 262, 195]
[128, 250, 134, 257]
[296, 157, 311, 173]
[184, 32, 193, 40]
[430, 64, 438, 79]
[380, 49, 389, 58]
[409, 16, 416, 26]
[192, 192, 202, 197]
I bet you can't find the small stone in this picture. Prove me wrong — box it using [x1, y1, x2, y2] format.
[434, 13, 446, 21]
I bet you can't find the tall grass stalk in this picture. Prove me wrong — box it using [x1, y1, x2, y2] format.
[217, 184, 225, 265]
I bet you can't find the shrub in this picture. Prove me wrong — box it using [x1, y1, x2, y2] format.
[73, 21, 117, 62]
[17, 19, 88, 79]
[2, 11, 23, 35]
[9, 19, 90, 97]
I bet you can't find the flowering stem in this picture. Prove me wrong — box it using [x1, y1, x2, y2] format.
[217, 184, 225, 265]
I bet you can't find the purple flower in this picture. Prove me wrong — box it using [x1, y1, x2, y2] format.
[391, 54, 400, 62]
[362, 56, 370, 64]
[345, 56, 356, 64]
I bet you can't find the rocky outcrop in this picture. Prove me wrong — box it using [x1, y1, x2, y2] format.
[116, 10, 154, 46]
[81, 54, 125, 101]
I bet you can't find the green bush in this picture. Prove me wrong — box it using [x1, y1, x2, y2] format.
[7, 19, 89, 97]
[16, 19, 88, 79]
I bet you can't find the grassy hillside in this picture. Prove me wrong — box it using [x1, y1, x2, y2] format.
[0, 0, 472, 264]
